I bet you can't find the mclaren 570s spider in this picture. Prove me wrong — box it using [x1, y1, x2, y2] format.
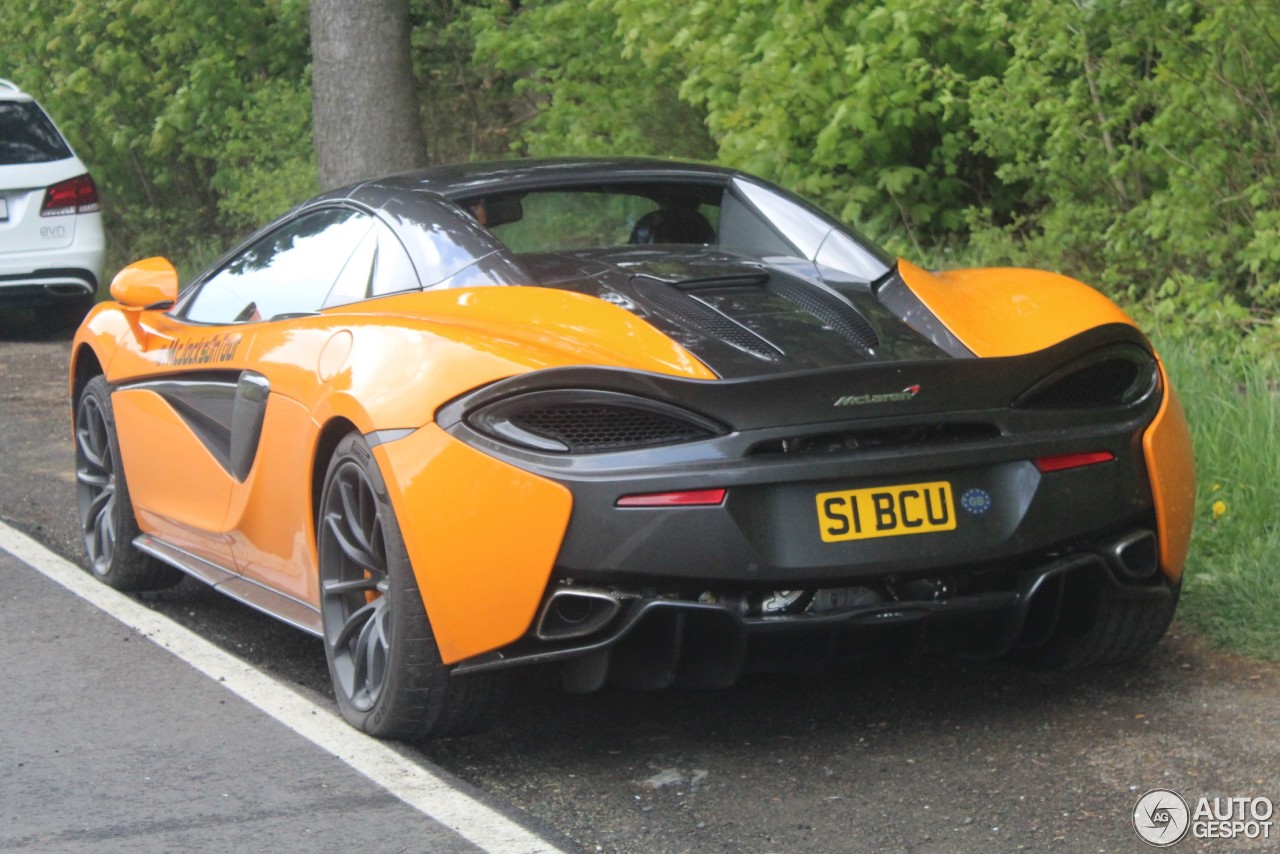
[71, 158, 1194, 739]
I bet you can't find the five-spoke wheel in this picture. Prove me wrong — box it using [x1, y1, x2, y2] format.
[319, 454, 394, 712]
[317, 432, 503, 739]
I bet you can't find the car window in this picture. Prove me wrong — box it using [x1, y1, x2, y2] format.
[183, 208, 373, 324]
[323, 225, 378, 308]
[323, 220, 422, 308]
[484, 190, 719, 253]
[718, 190, 795, 258]
[0, 101, 72, 165]
[378, 191, 521, 289]
[489, 192, 654, 252]
[730, 178, 891, 282]
[371, 221, 420, 296]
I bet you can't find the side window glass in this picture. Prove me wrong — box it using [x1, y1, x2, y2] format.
[183, 208, 372, 324]
[718, 189, 795, 258]
[732, 178, 827, 258]
[729, 178, 892, 281]
[379, 191, 499, 289]
[324, 226, 378, 308]
[371, 222, 420, 297]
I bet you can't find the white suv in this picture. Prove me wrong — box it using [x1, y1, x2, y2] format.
[0, 78, 104, 328]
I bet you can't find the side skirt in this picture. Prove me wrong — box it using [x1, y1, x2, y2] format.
[133, 534, 322, 637]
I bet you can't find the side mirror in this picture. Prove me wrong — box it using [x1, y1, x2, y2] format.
[110, 257, 178, 309]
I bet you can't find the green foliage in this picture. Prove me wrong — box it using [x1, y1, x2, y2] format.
[966, 0, 1280, 314]
[409, 0, 524, 162]
[2, 0, 316, 271]
[468, 0, 1280, 323]
[609, 0, 1012, 251]
[463, 0, 715, 160]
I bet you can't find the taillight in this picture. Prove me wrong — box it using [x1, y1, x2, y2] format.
[41, 174, 99, 217]
[616, 489, 727, 507]
[1033, 451, 1115, 473]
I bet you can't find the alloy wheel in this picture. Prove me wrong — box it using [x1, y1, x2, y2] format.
[75, 394, 117, 575]
[319, 460, 393, 712]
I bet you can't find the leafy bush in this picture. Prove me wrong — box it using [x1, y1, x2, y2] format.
[3, 0, 317, 270]
[966, 0, 1280, 315]
[464, 0, 715, 160]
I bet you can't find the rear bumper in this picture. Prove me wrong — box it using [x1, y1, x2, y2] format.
[0, 269, 99, 305]
[435, 323, 1177, 669]
[548, 452, 1152, 586]
[0, 221, 104, 305]
[440, 343, 1161, 588]
[455, 541, 1175, 687]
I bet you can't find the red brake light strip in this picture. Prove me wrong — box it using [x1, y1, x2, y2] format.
[1033, 451, 1115, 473]
[616, 488, 727, 507]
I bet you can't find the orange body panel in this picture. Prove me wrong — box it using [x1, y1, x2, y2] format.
[112, 388, 233, 532]
[109, 256, 179, 308]
[111, 388, 237, 568]
[898, 259, 1195, 583]
[373, 424, 574, 664]
[70, 285, 712, 659]
[1141, 365, 1196, 582]
[225, 394, 321, 603]
[357, 287, 717, 381]
[897, 259, 1136, 357]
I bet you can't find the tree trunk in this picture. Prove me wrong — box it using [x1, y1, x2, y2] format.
[311, 0, 427, 190]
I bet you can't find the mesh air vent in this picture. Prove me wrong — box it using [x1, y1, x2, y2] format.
[510, 404, 714, 453]
[632, 278, 781, 360]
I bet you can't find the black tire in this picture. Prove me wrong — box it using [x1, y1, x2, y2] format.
[74, 375, 184, 591]
[1017, 574, 1180, 670]
[317, 432, 504, 740]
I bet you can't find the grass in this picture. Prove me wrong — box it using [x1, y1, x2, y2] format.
[1154, 335, 1280, 659]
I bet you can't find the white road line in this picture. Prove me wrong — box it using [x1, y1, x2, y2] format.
[0, 521, 565, 854]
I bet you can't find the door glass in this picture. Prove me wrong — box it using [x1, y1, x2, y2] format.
[183, 208, 373, 324]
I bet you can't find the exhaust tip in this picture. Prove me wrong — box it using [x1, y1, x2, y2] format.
[1103, 529, 1159, 580]
[535, 589, 621, 641]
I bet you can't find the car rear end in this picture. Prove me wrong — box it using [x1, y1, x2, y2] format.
[0, 80, 104, 326]
[439, 322, 1181, 687]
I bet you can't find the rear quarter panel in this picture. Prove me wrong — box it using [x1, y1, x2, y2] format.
[897, 259, 1195, 581]
[76, 286, 713, 659]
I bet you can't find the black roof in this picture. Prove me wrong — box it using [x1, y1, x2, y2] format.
[353, 157, 744, 203]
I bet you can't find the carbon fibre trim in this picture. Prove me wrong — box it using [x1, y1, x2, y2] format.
[767, 275, 879, 351]
[439, 323, 1157, 462]
[453, 550, 1175, 678]
[133, 534, 322, 636]
[631, 276, 782, 360]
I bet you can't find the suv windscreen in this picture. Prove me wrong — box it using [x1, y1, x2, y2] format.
[0, 101, 73, 165]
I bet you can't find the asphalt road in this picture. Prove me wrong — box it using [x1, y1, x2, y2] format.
[0, 546, 497, 854]
[2, 310, 1277, 853]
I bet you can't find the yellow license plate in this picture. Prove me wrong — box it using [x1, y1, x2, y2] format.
[816, 481, 957, 543]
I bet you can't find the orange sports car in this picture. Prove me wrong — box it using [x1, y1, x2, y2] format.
[71, 158, 1194, 739]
